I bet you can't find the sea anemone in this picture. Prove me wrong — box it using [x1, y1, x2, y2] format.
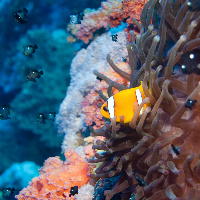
[89, 0, 200, 199]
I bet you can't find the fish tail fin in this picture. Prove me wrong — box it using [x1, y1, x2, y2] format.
[39, 70, 43, 75]
[34, 45, 38, 49]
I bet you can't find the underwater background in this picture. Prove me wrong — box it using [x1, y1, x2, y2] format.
[1, 0, 200, 199]
[0, 0, 102, 198]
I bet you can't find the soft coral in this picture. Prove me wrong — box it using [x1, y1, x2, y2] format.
[15, 149, 90, 200]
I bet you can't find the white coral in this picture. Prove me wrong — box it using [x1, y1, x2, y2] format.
[56, 31, 127, 152]
[74, 183, 94, 200]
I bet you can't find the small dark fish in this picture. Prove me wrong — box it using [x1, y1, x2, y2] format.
[133, 171, 146, 186]
[96, 76, 102, 81]
[122, 57, 127, 62]
[37, 114, 47, 124]
[23, 45, 38, 57]
[135, 176, 147, 186]
[180, 49, 200, 75]
[2, 187, 15, 199]
[91, 121, 96, 126]
[77, 12, 84, 24]
[112, 34, 118, 42]
[187, 0, 200, 11]
[129, 194, 135, 200]
[171, 144, 180, 156]
[46, 112, 56, 121]
[27, 70, 43, 82]
[184, 99, 197, 110]
[69, 186, 78, 197]
[13, 8, 28, 24]
[0, 105, 10, 120]
[70, 12, 84, 24]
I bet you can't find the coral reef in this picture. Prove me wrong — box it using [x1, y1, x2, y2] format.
[74, 183, 95, 200]
[88, 0, 200, 199]
[56, 31, 128, 151]
[15, 149, 90, 200]
[81, 61, 131, 130]
[0, 0, 77, 176]
[67, 0, 147, 44]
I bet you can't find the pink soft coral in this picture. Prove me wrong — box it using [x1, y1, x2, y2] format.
[81, 61, 131, 130]
[15, 149, 90, 200]
[67, 0, 146, 44]
[84, 136, 106, 159]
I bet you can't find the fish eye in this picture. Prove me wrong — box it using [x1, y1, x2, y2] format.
[189, 53, 194, 59]
[187, 1, 192, 6]
[181, 65, 186, 69]
[103, 106, 108, 112]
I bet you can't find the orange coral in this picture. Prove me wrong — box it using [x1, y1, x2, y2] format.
[84, 144, 95, 160]
[15, 149, 90, 200]
[81, 61, 131, 130]
[67, 0, 146, 44]
[109, 0, 146, 28]
[121, 0, 146, 27]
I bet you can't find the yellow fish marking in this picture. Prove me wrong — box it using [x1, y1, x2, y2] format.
[101, 82, 151, 123]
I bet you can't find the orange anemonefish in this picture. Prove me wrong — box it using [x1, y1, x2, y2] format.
[101, 82, 151, 123]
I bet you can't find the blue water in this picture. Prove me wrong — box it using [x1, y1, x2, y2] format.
[0, 0, 102, 198]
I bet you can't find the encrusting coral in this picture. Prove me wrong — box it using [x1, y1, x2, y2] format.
[15, 149, 90, 200]
[88, 0, 200, 199]
[57, 31, 128, 151]
[67, 0, 147, 44]
[81, 61, 131, 130]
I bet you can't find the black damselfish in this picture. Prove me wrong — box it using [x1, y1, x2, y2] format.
[13, 8, 28, 24]
[37, 113, 47, 124]
[0, 105, 10, 120]
[180, 49, 200, 75]
[184, 99, 197, 110]
[27, 69, 43, 82]
[2, 187, 15, 199]
[23, 45, 38, 57]
[187, 0, 200, 11]
[69, 186, 78, 197]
